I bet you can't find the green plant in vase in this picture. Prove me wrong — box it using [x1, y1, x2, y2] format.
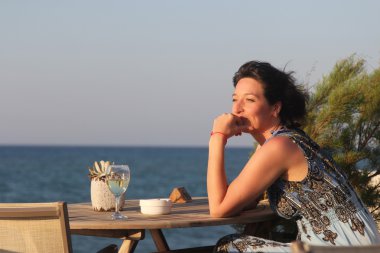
[89, 161, 125, 211]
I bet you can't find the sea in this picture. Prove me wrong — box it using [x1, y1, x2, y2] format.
[0, 145, 253, 253]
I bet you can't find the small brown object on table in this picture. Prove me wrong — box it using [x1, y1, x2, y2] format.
[169, 187, 192, 203]
[68, 197, 276, 253]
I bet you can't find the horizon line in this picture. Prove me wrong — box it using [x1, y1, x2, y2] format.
[0, 143, 254, 149]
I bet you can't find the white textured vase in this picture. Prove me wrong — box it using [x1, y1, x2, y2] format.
[91, 179, 125, 212]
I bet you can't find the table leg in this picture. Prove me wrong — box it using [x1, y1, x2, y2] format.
[149, 229, 170, 251]
[118, 239, 139, 253]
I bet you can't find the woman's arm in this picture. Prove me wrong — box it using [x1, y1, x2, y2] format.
[207, 113, 248, 216]
[207, 134, 228, 214]
[207, 136, 292, 218]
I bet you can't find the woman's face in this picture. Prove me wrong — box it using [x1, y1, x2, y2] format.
[232, 77, 279, 134]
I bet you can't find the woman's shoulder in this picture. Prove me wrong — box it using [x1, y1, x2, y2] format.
[264, 133, 301, 155]
[262, 128, 315, 163]
[257, 133, 301, 166]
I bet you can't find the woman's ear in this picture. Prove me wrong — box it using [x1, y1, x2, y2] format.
[272, 102, 282, 118]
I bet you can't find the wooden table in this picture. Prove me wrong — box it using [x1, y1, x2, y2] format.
[68, 197, 276, 253]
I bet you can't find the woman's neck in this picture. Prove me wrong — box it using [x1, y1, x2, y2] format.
[251, 124, 284, 146]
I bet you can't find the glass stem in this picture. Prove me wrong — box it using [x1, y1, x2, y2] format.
[115, 195, 120, 214]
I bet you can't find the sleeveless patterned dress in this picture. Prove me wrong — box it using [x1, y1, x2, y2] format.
[214, 128, 380, 253]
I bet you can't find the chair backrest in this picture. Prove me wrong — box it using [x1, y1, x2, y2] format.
[291, 241, 380, 253]
[0, 202, 73, 253]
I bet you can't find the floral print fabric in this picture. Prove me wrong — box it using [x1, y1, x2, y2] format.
[215, 234, 290, 253]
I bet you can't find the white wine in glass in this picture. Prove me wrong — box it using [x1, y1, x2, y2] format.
[106, 164, 130, 220]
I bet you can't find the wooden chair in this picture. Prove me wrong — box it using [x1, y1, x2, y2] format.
[0, 202, 117, 253]
[291, 241, 380, 253]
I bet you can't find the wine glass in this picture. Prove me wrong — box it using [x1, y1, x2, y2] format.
[106, 164, 131, 220]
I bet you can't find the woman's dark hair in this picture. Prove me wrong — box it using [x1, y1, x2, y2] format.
[233, 61, 308, 128]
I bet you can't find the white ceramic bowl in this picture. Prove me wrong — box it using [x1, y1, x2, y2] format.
[139, 199, 172, 215]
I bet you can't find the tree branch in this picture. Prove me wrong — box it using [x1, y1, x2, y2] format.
[356, 120, 363, 151]
[359, 120, 380, 150]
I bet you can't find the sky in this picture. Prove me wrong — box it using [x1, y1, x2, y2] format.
[1, 0, 379, 147]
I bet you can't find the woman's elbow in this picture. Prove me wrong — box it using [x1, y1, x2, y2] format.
[209, 208, 235, 218]
[210, 210, 224, 218]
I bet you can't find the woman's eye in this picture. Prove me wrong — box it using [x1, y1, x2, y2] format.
[232, 99, 237, 102]
[246, 98, 255, 102]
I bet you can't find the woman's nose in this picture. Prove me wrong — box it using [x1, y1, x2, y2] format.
[232, 100, 243, 114]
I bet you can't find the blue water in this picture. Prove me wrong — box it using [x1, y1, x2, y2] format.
[0, 145, 253, 252]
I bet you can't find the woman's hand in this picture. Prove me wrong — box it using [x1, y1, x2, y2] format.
[212, 113, 250, 138]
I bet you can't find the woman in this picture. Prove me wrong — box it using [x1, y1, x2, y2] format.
[207, 61, 380, 252]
